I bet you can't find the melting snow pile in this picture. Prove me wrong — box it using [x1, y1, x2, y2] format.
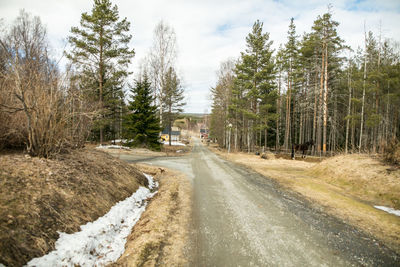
[96, 144, 131, 150]
[374, 205, 400, 217]
[162, 141, 186, 146]
[27, 174, 158, 267]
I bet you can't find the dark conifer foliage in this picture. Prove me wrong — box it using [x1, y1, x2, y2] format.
[66, 0, 135, 144]
[210, 11, 400, 155]
[124, 75, 161, 150]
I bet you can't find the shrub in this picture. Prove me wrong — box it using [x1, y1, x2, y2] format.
[384, 138, 400, 165]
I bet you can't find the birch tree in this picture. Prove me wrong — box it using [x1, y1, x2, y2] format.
[149, 21, 177, 125]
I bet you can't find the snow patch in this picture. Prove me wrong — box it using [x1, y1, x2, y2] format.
[161, 141, 186, 146]
[27, 174, 158, 267]
[96, 144, 131, 150]
[374, 205, 400, 217]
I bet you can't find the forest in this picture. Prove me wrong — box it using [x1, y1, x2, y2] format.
[209, 10, 400, 157]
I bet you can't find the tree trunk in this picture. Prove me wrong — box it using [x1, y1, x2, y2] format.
[359, 29, 367, 153]
[276, 71, 281, 150]
[316, 47, 324, 156]
[322, 42, 328, 156]
[99, 28, 104, 144]
[345, 60, 352, 154]
[284, 71, 292, 151]
[312, 69, 318, 154]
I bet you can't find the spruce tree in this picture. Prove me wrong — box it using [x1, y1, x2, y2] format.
[66, 0, 135, 144]
[124, 75, 161, 150]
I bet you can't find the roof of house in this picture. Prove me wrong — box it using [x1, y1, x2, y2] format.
[161, 129, 181, 135]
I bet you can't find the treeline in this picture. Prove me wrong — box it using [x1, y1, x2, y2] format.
[210, 10, 400, 155]
[0, 0, 185, 157]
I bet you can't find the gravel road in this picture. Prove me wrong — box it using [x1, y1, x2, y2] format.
[120, 138, 399, 266]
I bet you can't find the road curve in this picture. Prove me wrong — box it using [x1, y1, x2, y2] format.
[121, 138, 399, 266]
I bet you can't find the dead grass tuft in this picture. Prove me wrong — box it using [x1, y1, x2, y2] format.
[0, 148, 147, 266]
[261, 151, 275, 160]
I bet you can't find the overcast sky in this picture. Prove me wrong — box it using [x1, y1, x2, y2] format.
[1, 0, 400, 113]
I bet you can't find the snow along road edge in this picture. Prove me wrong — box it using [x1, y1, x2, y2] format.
[27, 173, 158, 267]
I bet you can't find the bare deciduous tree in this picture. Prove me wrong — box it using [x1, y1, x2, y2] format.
[0, 10, 94, 157]
[149, 21, 177, 125]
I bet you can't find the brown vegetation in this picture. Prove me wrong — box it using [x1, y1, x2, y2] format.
[0, 148, 148, 266]
[112, 164, 192, 267]
[308, 154, 400, 209]
[384, 138, 400, 165]
[0, 10, 94, 157]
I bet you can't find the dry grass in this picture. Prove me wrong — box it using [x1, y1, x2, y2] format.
[307, 154, 400, 209]
[210, 148, 400, 253]
[111, 164, 192, 267]
[94, 143, 192, 157]
[161, 144, 192, 156]
[0, 148, 148, 266]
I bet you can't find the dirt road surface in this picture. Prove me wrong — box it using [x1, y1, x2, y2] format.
[120, 138, 398, 266]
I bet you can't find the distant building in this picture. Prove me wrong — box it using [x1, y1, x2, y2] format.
[161, 127, 181, 141]
[200, 128, 209, 139]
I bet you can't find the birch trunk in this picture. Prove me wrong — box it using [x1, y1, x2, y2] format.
[359, 27, 367, 153]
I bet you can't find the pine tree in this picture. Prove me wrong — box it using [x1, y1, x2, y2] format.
[310, 10, 345, 155]
[161, 67, 185, 146]
[66, 0, 135, 144]
[282, 18, 300, 150]
[235, 20, 275, 152]
[124, 75, 161, 150]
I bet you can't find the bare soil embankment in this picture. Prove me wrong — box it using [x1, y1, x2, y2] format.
[111, 164, 192, 266]
[210, 147, 400, 254]
[0, 148, 148, 266]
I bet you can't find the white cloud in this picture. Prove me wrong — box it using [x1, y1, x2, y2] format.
[1, 0, 399, 113]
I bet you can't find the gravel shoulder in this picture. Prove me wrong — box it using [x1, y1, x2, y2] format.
[110, 164, 192, 266]
[210, 147, 400, 255]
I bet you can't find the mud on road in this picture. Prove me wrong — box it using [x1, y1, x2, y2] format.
[120, 139, 399, 266]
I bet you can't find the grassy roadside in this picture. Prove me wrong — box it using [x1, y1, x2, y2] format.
[209, 147, 400, 254]
[0, 148, 148, 266]
[111, 164, 192, 266]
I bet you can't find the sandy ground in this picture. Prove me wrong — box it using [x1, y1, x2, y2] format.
[210, 147, 400, 254]
[119, 138, 399, 266]
[109, 164, 192, 267]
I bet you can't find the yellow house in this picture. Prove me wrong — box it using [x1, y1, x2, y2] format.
[160, 127, 181, 141]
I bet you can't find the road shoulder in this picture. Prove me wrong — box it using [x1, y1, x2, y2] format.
[209, 147, 400, 255]
[110, 164, 192, 266]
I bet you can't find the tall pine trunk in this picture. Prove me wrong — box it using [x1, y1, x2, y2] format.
[322, 42, 328, 156]
[359, 28, 367, 153]
[99, 29, 104, 144]
[345, 60, 352, 154]
[316, 48, 324, 155]
[276, 71, 281, 150]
